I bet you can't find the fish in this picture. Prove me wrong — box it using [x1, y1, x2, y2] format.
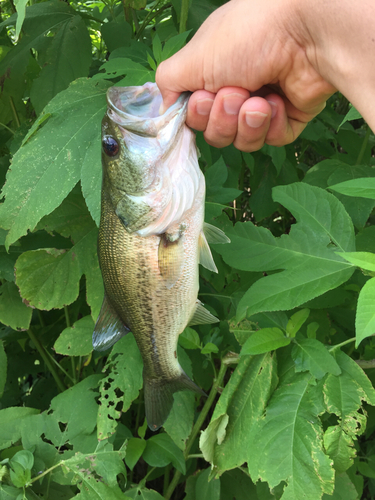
[92, 82, 230, 431]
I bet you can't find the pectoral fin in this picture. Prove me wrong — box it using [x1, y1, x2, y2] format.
[199, 231, 218, 273]
[203, 223, 231, 244]
[188, 300, 219, 326]
[92, 295, 130, 351]
[158, 233, 184, 289]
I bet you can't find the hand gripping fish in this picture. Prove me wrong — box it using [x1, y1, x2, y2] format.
[93, 83, 230, 431]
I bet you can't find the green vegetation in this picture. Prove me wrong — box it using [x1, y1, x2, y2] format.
[1, 0, 375, 499]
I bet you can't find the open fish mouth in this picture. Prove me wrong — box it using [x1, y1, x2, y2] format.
[106, 83, 190, 137]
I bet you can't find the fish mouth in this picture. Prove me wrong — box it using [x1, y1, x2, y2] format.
[106, 83, 190, 137]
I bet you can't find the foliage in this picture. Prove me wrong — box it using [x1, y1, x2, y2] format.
[1, 0, 375, 499]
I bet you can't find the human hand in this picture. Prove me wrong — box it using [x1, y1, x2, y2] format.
[156, 0, 336, 152]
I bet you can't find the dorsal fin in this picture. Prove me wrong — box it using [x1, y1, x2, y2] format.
[92, 295, 130, 351]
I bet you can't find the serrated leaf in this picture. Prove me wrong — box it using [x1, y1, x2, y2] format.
[0, 341, 6, 398]
[97, 335, 143, 440]
[355, 277, 375, 347]
[247, 369, 334, 499]
[329, 178, 375, 199]
[0, 78, 110, 249]
[30, 14, 92, 114]
[94, 58, 154, 86]
[195, 468, 220, 500]
[200, 353, 277, 476]
[125, 438, 146, 470]
[143, 433, 186, 474]
[215, 183, 355, 320]
[240, 328, 291, 355]
[54, 316, 94, 356]
[0, 281, 32, 330]
[336, 251, 375, 272]
[323, 350, 375, 472]
[291, 338, 341, 379]
[62, 464, 125, 499]
[0, 407, 39, 451]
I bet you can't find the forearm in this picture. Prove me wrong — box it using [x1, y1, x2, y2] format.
[298, 0, 375, 131]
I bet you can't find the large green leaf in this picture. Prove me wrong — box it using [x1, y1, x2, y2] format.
[291, 338, 341, 379]
[200, 353, 277, 476]
[323, 350, 375, 472]
[355, 277, 375, 347]
[329, 178, 375, 199]
[240, 328, 291, 355]
[0, 340, 7, 399]
[215, 184, 355, 320]
[0, 78, 110, 249]
[97, 335, 143, 440]
[0, 407, 40, 450]
[247, 361, 334, 499]
[0, 281, 32, 330]
[143, 433, 186, 474]
[54, 316, 94, 356]
[195, 468, 220, 500]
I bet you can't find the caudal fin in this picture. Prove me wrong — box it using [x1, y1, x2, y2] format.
[144, 371, 206, 431]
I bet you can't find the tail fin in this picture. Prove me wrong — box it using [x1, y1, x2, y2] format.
[144, 370, 206, 431]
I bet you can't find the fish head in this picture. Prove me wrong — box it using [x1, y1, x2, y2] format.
[101, 83, 199, 233]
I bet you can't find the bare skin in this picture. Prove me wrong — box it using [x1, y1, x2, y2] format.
[156, 0, 375, 152]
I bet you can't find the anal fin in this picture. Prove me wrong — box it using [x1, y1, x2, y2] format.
[92, 295, 130, 351]
[188, 300, 219, 326]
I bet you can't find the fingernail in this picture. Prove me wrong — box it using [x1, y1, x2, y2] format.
[266, 100, 277, 118]
[196, 98, 214, 115]
[223, 93, 245, 115]
[245, 111, 268, 128]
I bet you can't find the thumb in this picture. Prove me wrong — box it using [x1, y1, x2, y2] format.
[155, 49, 202, 113]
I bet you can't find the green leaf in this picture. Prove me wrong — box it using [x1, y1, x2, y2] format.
[220, 469, 258, 500]
[286, 309, 310, 337]
[205, 157, 242, 204]
[97, 335, 143, 440]
[101, 20, 132, 53]
[201, 342, 219, 354]
[0, 407, 39, 451]
[291, 338, 341, 379]
[152, 34, 162, 65]
[215, 183, 355, 320]
[322, 472, 359, 500]
[329, 178, 375, 199]
[126, 487, 164, 500]
[161, 31, 190, 61]
[355, 277, 375, 347]
[0, 281, 32, 330]
[143, 433, 186, 474]
[9, 450, 34, 471]
[94, 58, 154, 86]
[124, 438, 146, 470]
[323, 350, 375, 472]
[0, 78, 110, 249]
[247, 368, 334, 499]
[54, 316, 94, 356]
[178, 327, 201, 350]
[195, 468, 220, 500]
[14, 0, 29, 40]
[338, 106, 362, 129]
[336, 251, 375, 272]
[262, 144, 286, 175]
[200, 353, 277, 476]
[0, 341, 6, 399]
[29, 14, 92, 114]
[240, 328, 291, 355]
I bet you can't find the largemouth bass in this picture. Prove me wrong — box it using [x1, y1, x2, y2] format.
[93, 83, 229, 431]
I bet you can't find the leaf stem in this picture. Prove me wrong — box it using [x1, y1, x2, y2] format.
[329, 337, 356, 352]
[135, 1, 170, 41]
[356, 359, 375, 369]
[44, 347, 75, 384]
[9, 96, 20, 128]
[356, 125, 371, 165]
[0, 122, 15, 134]
[28, 462, 63, 485]
[27, 328, 66, 392]
[179, 0, 189, 34]
[164, 360, 228, 500]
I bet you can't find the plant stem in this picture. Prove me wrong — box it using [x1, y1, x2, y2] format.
[44, 347, 75, 384]
[356, 359, 375, 369]
[356, 125, 371, 165]
[37, 309, 45, 328]
[329, 337, 356, 352]
[27, 329, 66, 393]
[164, 360, 228, 500]
[9, 96, 20, 128]
[135, 1, 170, 40]
[179, 0, 189, 33]
[0, 122, 15, 134]
[28, 462, 63, 485]
[163, 464, 171, 497]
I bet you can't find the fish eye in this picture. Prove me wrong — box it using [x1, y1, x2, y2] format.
[102, 136, 119, 157]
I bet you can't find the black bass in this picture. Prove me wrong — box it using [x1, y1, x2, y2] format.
[93, 83, 229, 431]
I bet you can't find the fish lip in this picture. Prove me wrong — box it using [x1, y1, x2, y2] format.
[106, 83, 190, 138]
